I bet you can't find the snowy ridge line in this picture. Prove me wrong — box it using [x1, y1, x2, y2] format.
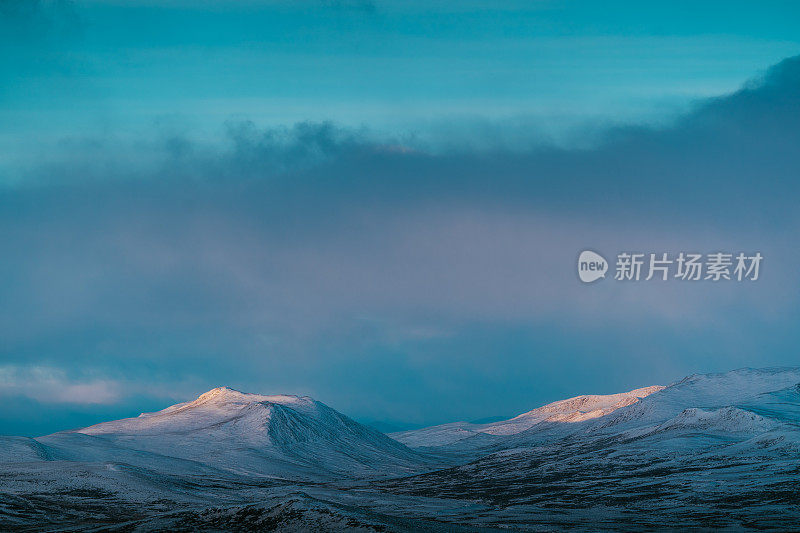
[390, 384, 665, 447]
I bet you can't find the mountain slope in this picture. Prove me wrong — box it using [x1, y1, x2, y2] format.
[0, 436, 51, 462]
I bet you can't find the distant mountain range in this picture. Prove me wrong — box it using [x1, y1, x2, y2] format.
[2, 368, 799, 531]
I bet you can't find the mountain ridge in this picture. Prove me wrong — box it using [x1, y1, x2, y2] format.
[391, 384, 665, 447]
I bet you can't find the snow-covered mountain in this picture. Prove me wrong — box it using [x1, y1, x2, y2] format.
[381, 367, 800, 530]
[391, 385, 664, 447]
[2, 368, 799, 531]
[34, 387, 428, 480]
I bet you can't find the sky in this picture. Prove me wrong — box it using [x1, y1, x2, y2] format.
[1, 0, 800, 436]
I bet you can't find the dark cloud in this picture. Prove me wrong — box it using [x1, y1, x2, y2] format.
[17, 57, 799, 219]
[1, 56, 800, 430]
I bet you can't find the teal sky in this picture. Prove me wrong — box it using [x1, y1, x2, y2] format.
[1, 1, 800, 436]
[3, 1, 800, 152]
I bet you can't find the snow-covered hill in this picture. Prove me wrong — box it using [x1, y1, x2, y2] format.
[33, 387, 428, 480]
[594, 367, 800, 430]
[391, 385, 664, 447]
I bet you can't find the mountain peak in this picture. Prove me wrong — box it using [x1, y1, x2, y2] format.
[194, 386, 255, 402]
[189, 387, 314, 409]
[196, 386, 241, 399]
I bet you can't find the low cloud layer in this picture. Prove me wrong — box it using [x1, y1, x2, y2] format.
[0, 365, 120, 405]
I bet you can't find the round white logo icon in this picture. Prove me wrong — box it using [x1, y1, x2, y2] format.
[578, 250, 608, 283]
